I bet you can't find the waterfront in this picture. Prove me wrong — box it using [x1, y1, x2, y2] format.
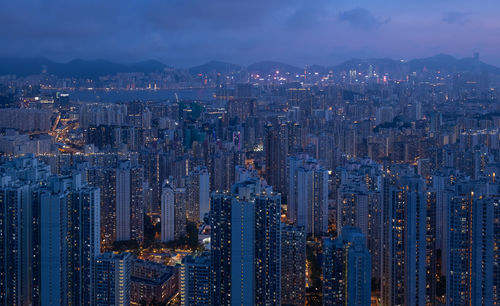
[46, 88, 216, 103]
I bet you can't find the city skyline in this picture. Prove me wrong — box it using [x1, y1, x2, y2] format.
[1, 1, 499, 305]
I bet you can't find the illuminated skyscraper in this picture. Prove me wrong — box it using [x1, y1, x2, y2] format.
[0, 183, 37, 305]
[0, 156, 50, 305]
[287, 87, 313, 117]
[174, 186, 187, 239]
[253, 193, 281, 305]
[161, 179, 186, 242]
[265, 123, 289, 197]
[87, 167, 117, 250]
[210, 178, 281, 305]
[494, 198, 500, 305]
[93, 252, 133, 306]
[446, 194, 495, 305]
[161, 181, 175, 242]
[180, 253, 212, 306]
[288, 156, 328, 236]
[381, 176, 427, 306]
[425, 190, 437, 305]
[471, 197, 494, 306]
[446, 194, 473, 305]
[40, 174, 100, 306]
[210, 193, 232, 306]
[186, 166, 210, 223]
[116, 161, 144, 244]
[323, 227, 371, 306]
[280, 225, 306, 306]
[337, 189, 382, 284]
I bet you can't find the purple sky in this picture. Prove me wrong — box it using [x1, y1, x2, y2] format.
[1, 0, 499, 67]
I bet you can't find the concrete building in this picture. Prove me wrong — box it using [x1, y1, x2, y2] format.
[180, 253, 211, 306]
[323, 227, 371, 306]
[94, 252, 133, 306]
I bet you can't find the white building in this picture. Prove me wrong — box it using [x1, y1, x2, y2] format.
[161, 181, 175, 242]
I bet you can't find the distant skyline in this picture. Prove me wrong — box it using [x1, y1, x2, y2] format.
[1, 0, 500, 67]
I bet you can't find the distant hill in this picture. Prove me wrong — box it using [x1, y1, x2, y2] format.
[407, 54, 500, 74]
[0, 58, 169, 78]
[0, 57, 52, 76]
[330, 54, 500, 75]
[1, 54, 500, 78]
[188, 61, 242, 75]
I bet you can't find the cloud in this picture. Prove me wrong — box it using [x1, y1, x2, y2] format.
[0, 0, 499, 66]
[142, 0, 289, 31]
[338, 8, 390, 29]
[286, 1, 332, 28]
[442, 11, 471, 25]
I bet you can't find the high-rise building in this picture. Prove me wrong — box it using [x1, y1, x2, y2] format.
[68, 184, 101, 306]
[139, 151, 161, 214]
[287, 155, 304, 225]
[253, 193, 282, 305]
[210, 177, 281, 305]
[446, 193, 496, 305]
[425, 190, 437, 305]
[161, 180, 175, 242]
[288, 155, 328, 236]
[87, 167, 117, 250]
[336, 188, 382, 283]
[471, 197, 494, 306]
[446, 194, 473, 305]
[79, 103, 128, 129]
[280, 225, 306, 306]
[0, 156, 50, 305]
[94, 252, 133, 306]
[210, 193, 232, 306]
[230, 193, 256, 305]
[494, 197, 500, 305]
[382, 175, 427, 306]
[0, 156, 100, 306]
[209, 150, 235, 193]
[287, 87, 313, 117]
[230, 180, 281, 305]
[40, 174, 101, 306]
[323, 227, 371, 306]
[431, 172, 453, 254]
[186, 166, 210, 223]
[174, 186, 187, 239]
[87, 159, 145, 249]
[265, 123, 289, 197]
[180, 253, 212, 306]
[0, 183, 37, 306]
[0, 108, 52, 132]
[160, 177, 187, 242]
[116, 161, 144, 244]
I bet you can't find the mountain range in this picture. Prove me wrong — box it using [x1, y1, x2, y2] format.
[1, 54, 499, 78]
[0, 58, 170, 78]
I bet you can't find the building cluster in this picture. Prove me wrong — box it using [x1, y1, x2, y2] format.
[1, 58, 500, 305]
[0, 108, 52, 131]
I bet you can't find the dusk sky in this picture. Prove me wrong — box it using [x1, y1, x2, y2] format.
[1, 0, 499, 67]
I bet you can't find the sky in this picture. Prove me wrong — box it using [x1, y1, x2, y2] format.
[1, 0, 500, 67]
